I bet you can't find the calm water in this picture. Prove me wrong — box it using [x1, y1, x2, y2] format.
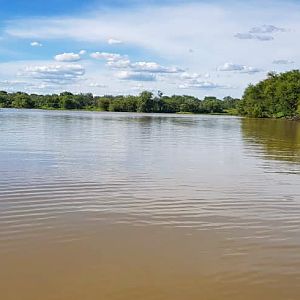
[0, 109, 300, 300]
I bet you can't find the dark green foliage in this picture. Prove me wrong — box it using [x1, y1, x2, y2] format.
[239, 70, 300, 118]
[95, 97, 110, 111]
[0, 90, 240, 114]
[0, 91, 10, 108]
[11, 92, 35, 108]
[137, 91, 154, 113]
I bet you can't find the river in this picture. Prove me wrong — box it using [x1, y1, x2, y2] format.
[0, 109, 299, 299]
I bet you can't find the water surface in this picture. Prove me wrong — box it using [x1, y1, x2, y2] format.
[0, 109, 300, 299]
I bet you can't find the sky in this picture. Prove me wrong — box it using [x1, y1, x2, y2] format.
[0, 0, 299, 98]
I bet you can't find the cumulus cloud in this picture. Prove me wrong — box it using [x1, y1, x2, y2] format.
[54, 52, 81, 62]
[131, 83, 144, 91]
[0, 80, 30, 88]
[180, 72, 202, 80]
[178, 72, 210, 83]
[0, 80, 22, 85]
[218, 63, 245, 71]
[234, 33, 254, 40]
[273, 59, 294, 65]
[116, 71, 156, 81]
[218, 63, 261, 74]
[109, 59, 183, 74]
[30, 41, 42, 47]
[249, 25, 286, 34]
[108, 38, 123, 45]
[241, 66, 262, 74]
[131, 62, 183, 73]
[90, 52, 124, 61]
[177, 72, 223, 89]
[89, 82, 107, 88]
[79, 50, 87, 55]
[235, 24, 286, 42]
[254, 35, 275, 41]
[234, 33, 274, 41]
[0, 80, 49, 91]
[91, 51, 132, 68]
[91, 52, 183, 77]
[179, 81, 221, 89]
[107, 59, 131, 68]
[21, 64, 85, 84]
[3, 1, 300, 97]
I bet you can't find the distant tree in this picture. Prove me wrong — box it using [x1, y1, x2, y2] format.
[0, 88, 243, 115]
[96, 97, 110, 111]
[12, 93, 35, 108]
[137, 91, 154, 113]
[0, 91, 10, 107]
[59, 92, 79, 109]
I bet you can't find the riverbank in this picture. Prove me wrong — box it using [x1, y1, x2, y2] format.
[3, 107, 300, 121]
[0, 91, 240, 115]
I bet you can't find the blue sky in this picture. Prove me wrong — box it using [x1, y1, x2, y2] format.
[0, 0, 299, 97]
[0, 0, 190, 16]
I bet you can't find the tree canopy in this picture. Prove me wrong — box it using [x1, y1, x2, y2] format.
[3, 70, 300, 119]
[238, 70, 300, 119]
[0, 90, 240, 114]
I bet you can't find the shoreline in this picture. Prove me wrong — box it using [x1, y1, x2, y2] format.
[2, 107, 300, 121]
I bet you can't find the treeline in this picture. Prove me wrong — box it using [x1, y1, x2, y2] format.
[1, 70, 300, 118]
[0, 90, 240, 114]
[238, 70, 300, 119]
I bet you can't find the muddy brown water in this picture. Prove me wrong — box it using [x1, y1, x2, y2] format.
[0, 109, 299, 299]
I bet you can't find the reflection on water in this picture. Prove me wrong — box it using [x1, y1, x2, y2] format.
[0, 109, 300, 300]
[242, 118, 300, 165]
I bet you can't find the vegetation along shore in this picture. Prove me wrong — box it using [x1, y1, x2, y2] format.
[1, 70, 300, 119]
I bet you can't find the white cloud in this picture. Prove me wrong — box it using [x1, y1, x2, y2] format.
[90, 52, 133, 70]
[180, 72, 202, 80]
[131, 62, 183, 73]
[234, 33, 274, 41]
[235, 24, 287, 42]
[21, 64, 85, 84]
[3, 1, 300, 97]
[131, 83, 144, 91]
[273, 59, 294, 65]
[179, 81, 221, 89]
[54, 52, 81, 62]
[254, 35, 274, 41]
[0, 79, 50, 91]
[79, 50, 87, 55]
[108, 38, 123, 45]
[30, 41, 42, 47]
[241, 66, 262, 74]
[249, 25, 286, 34]
[89, 82, 107, 88]
[116, 71, 156, 81]
[0, 80, 24, 86]
[90, 52, 125, 61]
[107, 59, 131, 68]
[0, 80, 31, 88]
[90, 52, 183, 74]
[218, 63, 261, 74]
[234, 33, 254, 40]
[177, 71, 224, 89]
[218, 63, 245, 71]
[185, 72, 210, 80]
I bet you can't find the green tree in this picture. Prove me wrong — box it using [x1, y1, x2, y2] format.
[137, 91, 154, 113]
[0, 91, 10, 108]
[239, 70, 300, 119]
[59, 92, 79, 109]
[12, 93, 35, 108]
